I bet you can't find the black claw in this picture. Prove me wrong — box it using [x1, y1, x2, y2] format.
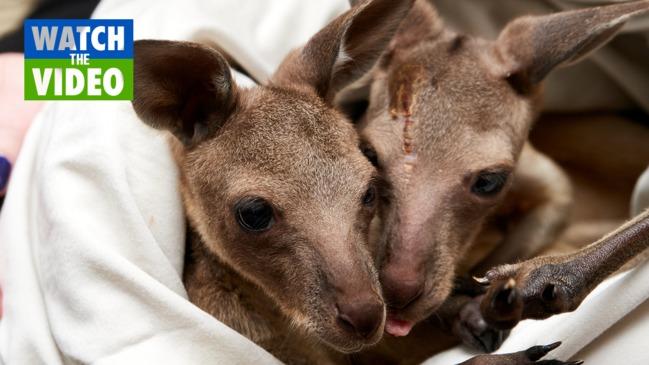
[504, 288, 516, 305]
[497, 329, 506, 347]
[465, 326, 510, 353]
[478, 330, 496, 353]
[526, 342, 561, 361]
[494, 287, 515, 307]
[543, 341, 562, 352]
[482, 279, 524, 330]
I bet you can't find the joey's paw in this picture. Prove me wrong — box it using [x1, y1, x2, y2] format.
[459, 342, 583, 365]
[452, 295, 509, 353]
[478, 277, 524, 330]
[478, 262, 582, 329]
[510, 263, 581, 319]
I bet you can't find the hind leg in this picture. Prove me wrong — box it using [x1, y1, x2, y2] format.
[478, 209, 649, 329]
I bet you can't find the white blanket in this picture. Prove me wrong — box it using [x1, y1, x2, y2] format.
[1, 1, 648, 364]
[0, 0, 346, 363]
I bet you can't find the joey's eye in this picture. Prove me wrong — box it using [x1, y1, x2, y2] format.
[471, 171, 509, 197]
[360, 144, 379, 167]
[234, 197, 274, 232]
[362, 185, 377, 207]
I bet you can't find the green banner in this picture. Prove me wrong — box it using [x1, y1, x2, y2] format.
[24, 59, 133, 100]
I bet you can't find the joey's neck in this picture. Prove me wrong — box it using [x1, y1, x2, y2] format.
[183, 228, 283, 338]
[183, 228, 343, 365]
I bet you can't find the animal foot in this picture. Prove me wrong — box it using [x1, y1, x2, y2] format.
[476, 258, 585, 330]
[452, 295, 510, 352]
[458, 342, 583, 365]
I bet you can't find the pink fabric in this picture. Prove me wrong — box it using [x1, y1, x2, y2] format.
[0, 53, 44, 193]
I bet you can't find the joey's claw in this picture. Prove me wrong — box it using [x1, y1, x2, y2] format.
[473, 276, 490, 286]
[480, 278, 523, 330]
[452, 295, 510, 352]
[458, 342, 582, 365]
[525, 342, 562, 361]
[480, 261, 583, 329]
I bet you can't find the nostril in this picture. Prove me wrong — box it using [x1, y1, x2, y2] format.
[336, 313, 357, 334]
[336, 300, 384, 339]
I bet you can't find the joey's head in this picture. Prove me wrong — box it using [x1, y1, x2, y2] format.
[357, 0, 649, 335]
[132, 0, 415, 352]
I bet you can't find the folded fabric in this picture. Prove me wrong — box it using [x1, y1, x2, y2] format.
[432, 0, 649, 114]
[0, 0, 346, 363]
[632, 168, 649, 217]
[424, 253, 649, 365]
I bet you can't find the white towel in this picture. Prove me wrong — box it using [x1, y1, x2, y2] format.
[0, 0, 347, 363]
[423, 257, 649, 365]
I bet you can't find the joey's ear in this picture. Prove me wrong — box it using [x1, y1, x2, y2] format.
[274, 0, 415, 102]
[494, 0, 649, 93]
[132, 40, 237, 145]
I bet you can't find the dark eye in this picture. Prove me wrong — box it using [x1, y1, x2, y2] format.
[361, 144, 379, 167]
[362, 185, 377, 207]
[234, 197, 274, 232]
[471, 171, 509, 197]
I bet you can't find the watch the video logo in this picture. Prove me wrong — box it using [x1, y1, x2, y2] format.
[24, 19, 133, 100]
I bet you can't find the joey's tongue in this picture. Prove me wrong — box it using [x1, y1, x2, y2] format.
[385, 313, 414, 337]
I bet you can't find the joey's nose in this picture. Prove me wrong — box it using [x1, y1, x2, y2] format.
[336, 297, 384, 339]
[382, 273, 424, 310]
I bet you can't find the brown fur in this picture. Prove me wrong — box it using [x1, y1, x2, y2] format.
[351, 0, 649, 363]
[482, 208, 649, 329]
[131, 0, 416, 363]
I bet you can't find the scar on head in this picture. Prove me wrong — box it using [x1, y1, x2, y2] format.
[388, 66, 420, 174]
[389, 65, 420, 118]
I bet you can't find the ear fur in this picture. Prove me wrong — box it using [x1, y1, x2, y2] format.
[132, 40, 237, 145]
[387, 0, 445, 53]
[273, 0, 416, 102]
[494, 0, 649, 93]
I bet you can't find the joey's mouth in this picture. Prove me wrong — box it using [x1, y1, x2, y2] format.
[385, 312, 415, 337]
[383, 294, 422, 337]
[384, 286, 450, 337]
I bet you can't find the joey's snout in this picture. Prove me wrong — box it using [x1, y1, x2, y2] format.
[321, 241, 386, 349]
[381, 268, 424, 310]
[380, 233, 427, 311]
[380, 261, 425, 337]
[378, 227, 456, 336]
[336, 293, 385, 340]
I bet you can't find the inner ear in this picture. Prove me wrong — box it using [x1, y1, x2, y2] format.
[272, 0, 415, 103]
[494, 1, 649, 93]
[132, 40, 238, 145]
